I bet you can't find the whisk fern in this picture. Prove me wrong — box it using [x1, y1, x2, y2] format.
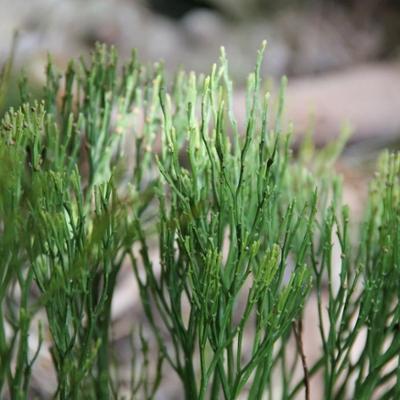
[0, 42, 399, 399]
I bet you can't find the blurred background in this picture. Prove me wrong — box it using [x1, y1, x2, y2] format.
[1, 0, 399, 76]
[0, 1, 400, 398]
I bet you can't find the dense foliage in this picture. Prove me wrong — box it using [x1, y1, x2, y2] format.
[0, 43, 399, 399]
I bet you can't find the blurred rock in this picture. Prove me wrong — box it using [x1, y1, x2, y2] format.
[0, 0, 385, 85]
[275, 7, 382, 76]
[285, 62, 400, 144]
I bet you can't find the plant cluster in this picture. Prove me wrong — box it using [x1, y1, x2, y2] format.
[0, 43, 399, 399]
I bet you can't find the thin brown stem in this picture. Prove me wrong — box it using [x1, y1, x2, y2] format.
[293, 319, 310, 400]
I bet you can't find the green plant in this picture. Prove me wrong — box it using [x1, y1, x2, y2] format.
[0, 42, 399, 399]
